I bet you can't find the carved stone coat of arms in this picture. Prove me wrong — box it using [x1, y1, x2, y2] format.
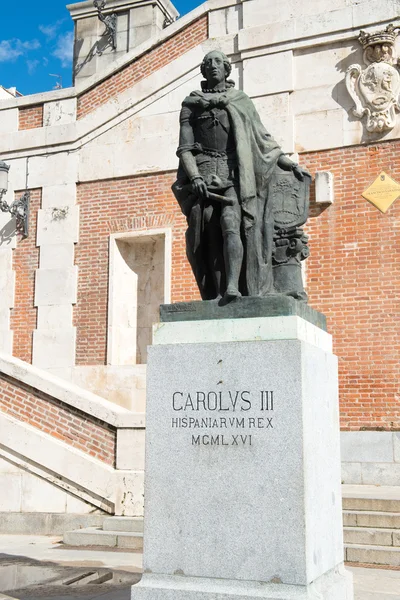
[346, 24, 400, 133]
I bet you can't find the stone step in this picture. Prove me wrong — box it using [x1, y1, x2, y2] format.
[345, 543, 400, 567]
[343, 510, 400, 529]
[343, 497, 400, 513]
[344, 526, 400, 547]
[102, 516, 143, 533]
[0, 512, 107, 535]
[63, 527, 143, 549]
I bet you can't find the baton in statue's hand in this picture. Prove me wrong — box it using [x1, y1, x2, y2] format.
[207, 191, 234, 206]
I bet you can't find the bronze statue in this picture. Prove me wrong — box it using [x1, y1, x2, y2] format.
[172, 50, 311, 302]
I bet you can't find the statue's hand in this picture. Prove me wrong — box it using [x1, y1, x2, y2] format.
[278, 155, 309, 181]
[191, 177, 209, 200]
[294, 166, 311, 182]
[292, 165, 305, 182]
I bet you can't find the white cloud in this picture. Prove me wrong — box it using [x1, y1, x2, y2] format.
[27, 59, 40, 75]
[52, 31, 74, 68]
[0, 41, 23, 62]
[21, 40, 41, 51]
[0, 39, 40, 63]
[39, 20, 65, 41]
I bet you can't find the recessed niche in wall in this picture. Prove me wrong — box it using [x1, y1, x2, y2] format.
[108, 229, 171, 365]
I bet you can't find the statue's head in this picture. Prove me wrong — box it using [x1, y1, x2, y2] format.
[201, 50, 232, 86]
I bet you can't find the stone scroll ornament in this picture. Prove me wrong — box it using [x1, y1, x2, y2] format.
[346, 24, 400, 133]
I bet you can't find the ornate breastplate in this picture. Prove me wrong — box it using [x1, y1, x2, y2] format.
[193, 108, 234, 153]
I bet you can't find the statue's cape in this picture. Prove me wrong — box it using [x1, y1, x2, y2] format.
[181, 88, 283, 217]
[173, 88, 284, 297]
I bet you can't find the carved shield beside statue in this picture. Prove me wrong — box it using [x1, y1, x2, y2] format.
[270, 167, 311, 230]
[269, 167, 311, 302]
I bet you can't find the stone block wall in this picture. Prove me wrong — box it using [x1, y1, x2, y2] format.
[0, 455, 99, 514]
[341, 431, 400, 485]
[70, 365, 147, 412]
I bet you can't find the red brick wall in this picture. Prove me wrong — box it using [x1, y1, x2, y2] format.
[0, 372, 116, 465]
[74, 173, 199, 365]
[75, 141, 400, 433]
[77, 15, 208, 119]
[11, 189, 41, 363]
[19, 105, 44, 130]
[302, 140, 400, 432]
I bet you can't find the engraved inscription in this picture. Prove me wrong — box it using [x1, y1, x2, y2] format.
[165, 303, 196, 313]
[191, 434, 253, 446]
[171, 390, 275, 447]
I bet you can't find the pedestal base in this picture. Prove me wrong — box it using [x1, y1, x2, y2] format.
[133, 566, 353, 600]
[160, 296, 327, 330]
[135, 315, 354, 600]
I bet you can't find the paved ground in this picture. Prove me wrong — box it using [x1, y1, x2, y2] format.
[16, 591, 131, 600]
[0, 535, 399, 599]
[350, 565, 400, 599]
[17, 590, 131, 600]
[0, 535, 142, 572]
[0, 535, 141, 600]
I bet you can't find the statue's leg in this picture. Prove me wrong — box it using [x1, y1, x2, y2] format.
[203, 203, 225, 299]
[186, 200, 210, 300]
[221, 188, 243, 299]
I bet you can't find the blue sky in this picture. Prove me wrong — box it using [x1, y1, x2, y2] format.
[1, 0, 204, 96]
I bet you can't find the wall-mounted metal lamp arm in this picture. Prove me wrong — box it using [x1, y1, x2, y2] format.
[0, 161, 30, 238]
[93, 0, 117, 52]
[0, 189, 30, 238]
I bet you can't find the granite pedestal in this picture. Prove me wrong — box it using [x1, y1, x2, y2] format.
[132, 309, 354, 600]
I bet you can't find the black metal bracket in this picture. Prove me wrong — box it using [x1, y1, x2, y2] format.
[0, 190, 30, 238]
[93, 0, 117, 55]
[163, 14, 175, 28]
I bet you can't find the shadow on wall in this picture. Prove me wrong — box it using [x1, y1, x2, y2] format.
[0, 218, 16, 246]
[74, 35, 114, 79]
[332, 44, 360, 114]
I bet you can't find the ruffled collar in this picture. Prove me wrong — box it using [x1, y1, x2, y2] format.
[200, 79, 235, 93]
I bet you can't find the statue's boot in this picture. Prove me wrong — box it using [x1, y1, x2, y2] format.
[224, 287, 242, 300]
[223, 231, 243, 300]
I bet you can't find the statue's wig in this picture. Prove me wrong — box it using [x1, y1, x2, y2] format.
[201, 51, 232, 80]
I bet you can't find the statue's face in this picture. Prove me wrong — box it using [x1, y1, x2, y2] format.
[203, 52, 226, 86]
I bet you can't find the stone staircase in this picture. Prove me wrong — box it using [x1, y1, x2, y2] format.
[64, 516, 143, 549]
[343, 485, 400, 567]
[63, 485, 400, 568]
